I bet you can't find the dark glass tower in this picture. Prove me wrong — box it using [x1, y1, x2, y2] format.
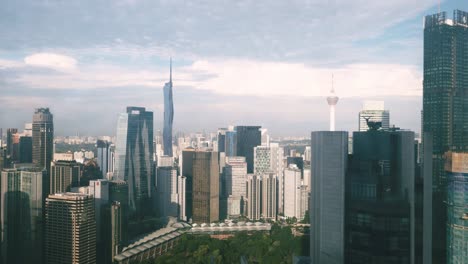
[235, 126, 261, 173]
[345, 129, 415, 264]
[423, 10, 468, 263]
[32, 108, 54, 176]
[114, 107, 154, 216]
[163, 60, 174, 157]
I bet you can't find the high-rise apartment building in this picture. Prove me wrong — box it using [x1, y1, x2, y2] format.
[114, 106, 154, 215]
[444, 152, 468, 264]
[163, 61, 174, 157]
[261, 173, 277, 220]
[45, 193, 96, 264]
[423, 10, 468, 263]
[346, 129, 415, 263]
[32, 108, 54, 176]
[283, 165, 302, 219]
[310, 131, 348, 264]
[1, 168, 46, 264]
[358, 101, 390, 131]
[224, 156, 247, 218]
[191, 150, 219, 223]
[235, 126, 261, 173]
[247, 174, 261, 220]
[50, 160, 81, 194]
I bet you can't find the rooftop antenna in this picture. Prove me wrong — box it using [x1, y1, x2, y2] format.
[331, 73, 335, 93]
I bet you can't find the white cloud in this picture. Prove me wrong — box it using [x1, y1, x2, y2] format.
[24, 53, 77, 71]
[0, 58, 24, 69]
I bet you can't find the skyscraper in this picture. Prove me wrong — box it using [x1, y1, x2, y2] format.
[1, 168, 46, 264]
[32, 108, 54, 176]
[45, 193, 96, 264]
[163, 60, 174, 157]
[18, 135, 32, 163]
[346, 129, 416, 263]
[247, 174, 261, 220]
[6, 128, 18, 161]
[114, 106, 154, 215]
[444, 152, 468, 264]
[225, 130, 237, 157]
[310, 131, 348, 264]
[190, 150, 219, 223]
[96, 140, 111, 178]
[224, 156, 247, 218]
[283, 165, 301, 219]
[358, 100, 390, 131]
[50, 160, 81, 194]
[261, 173, 277, 220]
[423, 10, 468, 263]
[155, 166, 178, 217]
[235, 126, 261, 173]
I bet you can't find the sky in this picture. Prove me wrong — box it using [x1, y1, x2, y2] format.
[0, 0, 467, 137]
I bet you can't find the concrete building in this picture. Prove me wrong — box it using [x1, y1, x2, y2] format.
[262, 173, 277, 220]
[283, 165, 301, 219]
[45, 193, 97, 264]
[247, 174, 261, 220]
[50, 160, 81, 194]
[1, 168, 46, 264]
[310, 131, 348, 264]
[192, 150, 219, 223]
[224, 156, 247, 218]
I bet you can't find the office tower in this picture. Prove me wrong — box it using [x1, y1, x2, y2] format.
[299, 185, 309, 220]
[18, 135, 32, 163]
[32, 108, 54, 175]
[1, 168, 46, 264]
[225, 130, 237, 157]
[326, 78, 339, 131]
[192, 150, 219, 223]
[109, 180, 129, 244]
[283, 165, 301, 219]
[261, 173, 277, 220]
[423, 10, 468, 263]
[254, 144, 285, 213]
[6, 128, 18, 160]
[181, 148, 195, 219]
[235, 126, 261, 173]
[110, 201, 123, 263]
[247, 174, 261, 220]
[224, 156, 247, 218]
[217, 128, 227, 153]
[96, 140, 111, 178]
[358, 101, 390, 131]
[163, 60, 174, 157]
[50, 160, 81, 194]
[114, 106, 154, 215]
[45, 193, 96, 264]
[310, 131, 348, 264]
[346, 129, 415, 263]
[445, 152, 468, 264]
[156, 166, 178, 217]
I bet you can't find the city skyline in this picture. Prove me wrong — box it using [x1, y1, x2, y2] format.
[1, 1, 467, 136]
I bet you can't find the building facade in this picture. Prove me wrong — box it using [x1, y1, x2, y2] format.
[247, 174, 261, 220]
[261, 173, 277, 220]
[310, 131, 348, 264]
[1, 168, 46, 264]
[358, 101, 390, 131]
[32, 108, 54, 176]
[283, 165, 301, 219]
[45, 193, 97, 264]
[50, 160, 81, 194]
[224, 156, 247, 218]
[423, 10, 468, 263]
[114, 106, 154, 216]
[192, 150, 219, 223]
[235, 126, 261, 173]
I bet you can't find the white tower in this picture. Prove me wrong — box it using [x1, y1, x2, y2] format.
[326, 75, 339, 131]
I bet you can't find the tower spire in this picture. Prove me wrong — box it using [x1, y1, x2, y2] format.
[170, 57, 172, 83]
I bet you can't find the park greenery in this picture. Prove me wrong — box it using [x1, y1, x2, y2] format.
[141, 224, 309, 264]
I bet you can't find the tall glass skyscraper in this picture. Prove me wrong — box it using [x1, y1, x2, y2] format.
[235, 126, 261, 173]
[114, 107, 154, 216]
[163, 60, 174, 157]
[32, 108, 54, 177]
[423, 10, 468, 263]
